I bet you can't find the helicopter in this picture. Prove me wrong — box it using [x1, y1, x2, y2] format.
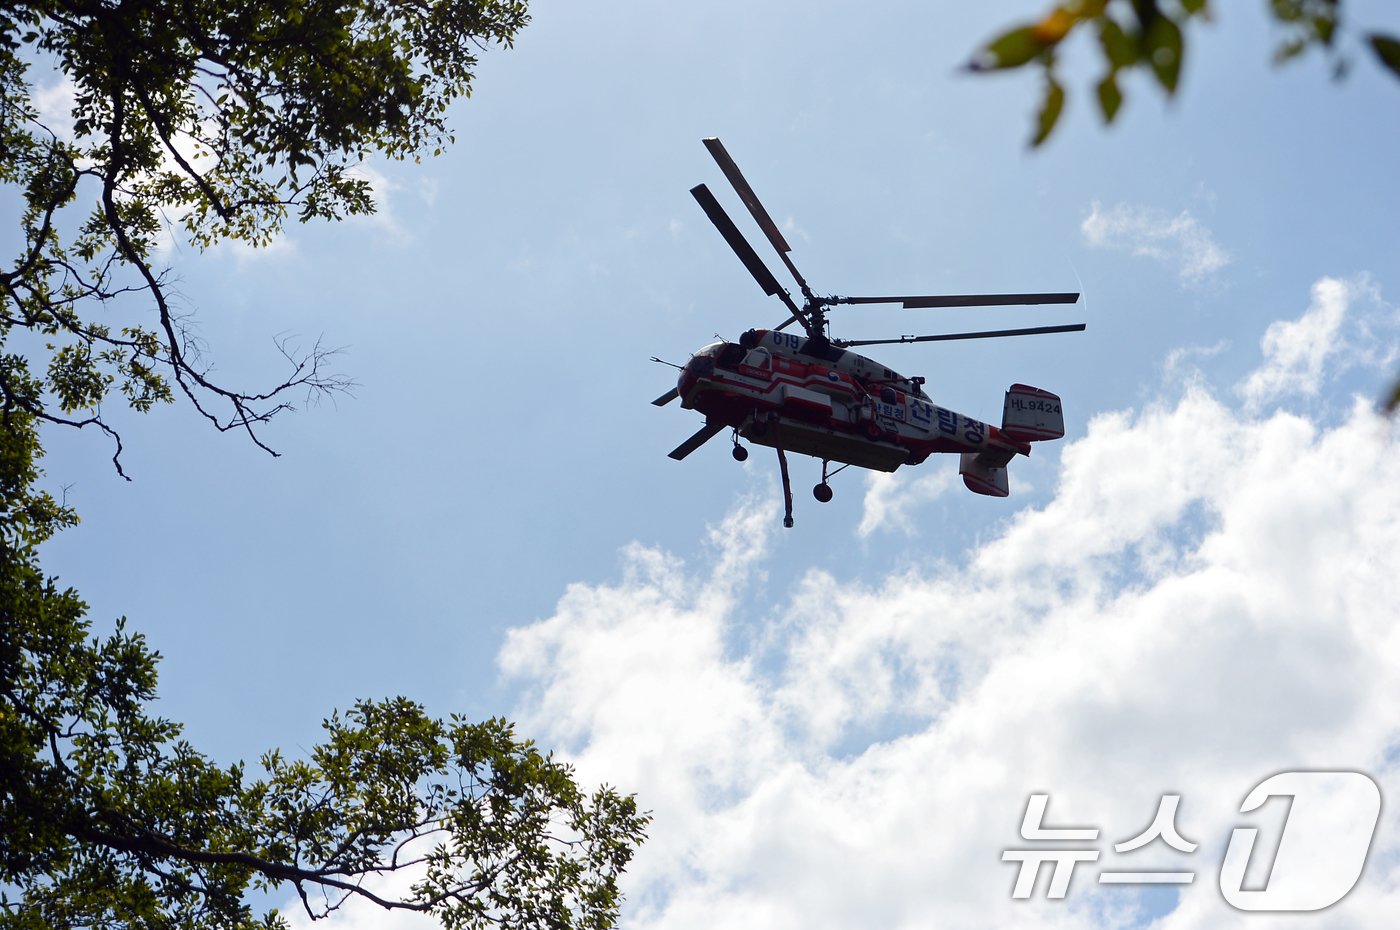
[653, 138, 1085, 528]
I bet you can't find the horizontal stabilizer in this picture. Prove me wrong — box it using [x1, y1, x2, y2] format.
[960, 452, 1010, 497]
[1002, 384, 1064, 442]
[668, 421, 726, 461]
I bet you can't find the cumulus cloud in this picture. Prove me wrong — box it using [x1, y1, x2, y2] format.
[32, 77, 78, 141]
[1081, 201, 1230, 284]
[857, 468, 957, 538]
[213, 233, 300, 267]
[343, 163, 407, 240]
[281, 867, 430, 930]
[1237, 275, 1383, 411]
[492, 277, 1400, 930]
[173, 161, 403, 262]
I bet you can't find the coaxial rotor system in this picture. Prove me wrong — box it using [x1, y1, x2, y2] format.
[689, 136, 1085, 347]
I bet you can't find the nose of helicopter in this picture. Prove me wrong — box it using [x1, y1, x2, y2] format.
[676, 353, 714, 399]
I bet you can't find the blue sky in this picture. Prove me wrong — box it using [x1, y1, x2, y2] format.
[20, 1, 1400, 927]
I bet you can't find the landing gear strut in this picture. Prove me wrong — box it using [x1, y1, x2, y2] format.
[776, 446, 794, 528]
[813, 459, 848, 503]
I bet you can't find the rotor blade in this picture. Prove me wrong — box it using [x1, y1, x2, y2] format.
[651, 388, 680, 407]
[833, 323, 1086, 348]
[690, 184, 782, 297]
[667, 421, 727, 460]
[835, 292, 1081, 309]
[691, 183, 807, 323]
[702, 138, 793, 255]
[773, 315, 800, 332]
[701, 138, 812, 296]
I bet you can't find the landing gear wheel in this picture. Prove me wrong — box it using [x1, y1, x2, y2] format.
[813, 483, 834, 503]
[731, 445, 749, 462]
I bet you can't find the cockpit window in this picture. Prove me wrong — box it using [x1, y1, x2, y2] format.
[717, 343, 746, 369]
[742, 347, 772, 370]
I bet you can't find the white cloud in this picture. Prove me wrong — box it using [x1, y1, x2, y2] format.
[492, 276, 1400, 930]
[1237, 275, 1380, 411]
[213, 233, 300, 267]
[281, 866, 430, 930]
[32, 77, 77, 141]
[416, 176, 440, 209]
[1081, 201, 1230, 284]
[160, 160, 402, 260]
[857, 468, 957, 538]
[344, 163, 407, 241]
[781, 215, 810, 244]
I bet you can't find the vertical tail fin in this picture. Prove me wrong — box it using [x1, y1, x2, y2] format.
[1002, 384, 1064, 442]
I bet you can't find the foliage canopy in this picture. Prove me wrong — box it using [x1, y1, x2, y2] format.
[0, 413, 649, 929]
[1, 0, 527, 468]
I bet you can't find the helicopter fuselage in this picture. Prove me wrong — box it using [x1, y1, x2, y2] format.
[676, 328, 1033, 476]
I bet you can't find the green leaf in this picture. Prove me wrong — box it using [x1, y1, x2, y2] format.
[1145, 15, 1184, 93]
[1369, 33, 1400, 80]
[1097, 18, 1138, 69]
[970, 25, 1049, 71]
[1031, 74, 1066, 147]
[1313, 13, 1336, 46]
[1274, 36, 1309, 65]
[1097, 72, 1123, 123]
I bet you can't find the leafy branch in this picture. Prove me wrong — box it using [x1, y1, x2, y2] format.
[1, 0, 529, 471]
[966, 0, 1399, 147]
[0, 417, 647, 929]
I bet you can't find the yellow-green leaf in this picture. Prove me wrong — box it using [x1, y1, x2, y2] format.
[1031, 75, 1066, 147]
[1096, 72, 1123, 123]
[970, 25, 1050, 71]
[1097, 18, 1137, 69]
